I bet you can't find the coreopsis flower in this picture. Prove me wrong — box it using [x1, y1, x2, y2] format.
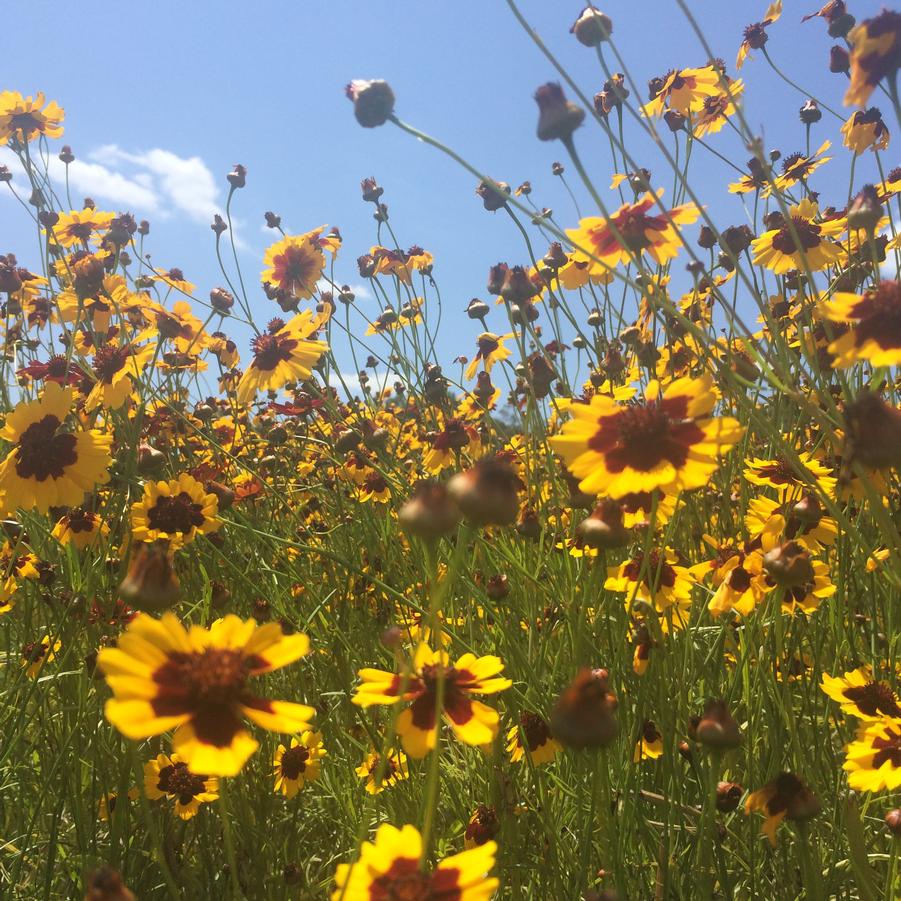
[820, 281, 901, 367]
[750, 198, 843, 273]
[465, 805, 500, 850]
[565, 189, 700, 271]
[506, 711, 562, 765]
[50, 208, 115, 248]
[96, 613, 314, 776]
[273, 731, 326, 798]
[550, 375, 744, 499]
[767, 557, 836, 615]
[702, 547, 768, 618]
[745, 494, 837, 553]
[743, 452, 836, 500]
[143, 753, 218, 820]
[352, 644, 512, 758]
[843, 720, 901, 792]
[21, 635, 61, 679]
[0, 383, 113, 513]
[605, 547, 695, 628]
[0, 91, 64, 144]
[643, 66, 723, 118]
[465, 333, 514, 380]
[98, 788, 139, 822]
[83, 342, 156, 413]
[153, 267, 196, 296]
[235, 310, 327, 405]
[841, 108, 890, 154]
[691, 79, 745, 137]
[745, 772, 820, 845]
[331, 823, 498, 901]
[51, 507, 109, 550]
[736, 0, 783, 69]
[821, 667, 901, 720]
[845, 10, 901, 107]
[355, 748, 409, 795]
[634, 720, 664, 761]
[130, 473, 220, 548]
[261, 233, 326, 300]
[728, 157, 769, 195]
[773, 141, 832, 192]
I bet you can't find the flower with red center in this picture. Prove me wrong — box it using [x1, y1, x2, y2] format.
[604, 547, 695, 629]
[842, 107, 891, 154]
[745, 772, 820, 845]
[331, 823, 498, 901]
[261, 232, 326, 300]
[0, 383, 113, 513]
[691, 78, 745, 137]
[550, 375, 743, 499]
[50, 208, 115, 248]
[820, 281, 901, 367]
[634, 719, 664, 762]
[772, 140, 832, 192]
[743, 452, 836, 500]
[130, 473, 220, 549]
[21, 634, 61, 679]
[422, 418, 481, 474]
[0, 91, 65, 144]
[143, 753, 218, 820]
[153, 268, 196, 295]
[84, 341, 156, 413]
[845, 10, 901, 107]
[736, 0, 783, 69]
[96, 612, 314, 776]
[464, 332, 514, 381]
[51, 507, 109, 550]
[235, 309, 328, 405]
[744, 494, 838, 554]
[843, 720, 901, 792]
[355, 748, 409, 795]
[565, 189, 701, 271]
[273, 730, 326, 798]
[506, 710, 562, 765]
[751, 198, 844, 273]
[821, 666, 901, 720]
[765, 558, 836, 615]
[643, 66, 723, 118]
[352, 644, 511, 758]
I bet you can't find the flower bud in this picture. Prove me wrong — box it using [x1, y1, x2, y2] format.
[476, 180, 510, 211]
[118, 542, 181, 612]
[843, 390, 901, 469]
[227, 164, 246, 188]
[447, 458, 520, 527]
[466, 298, 490, 320]
[716, 781, 743, 812]
[550, 667, 619, 749]
[570, 6, 613, 46]
[847, 184, 882, 233]
[346, 79, 396, 128]
[210, 287, 235, 314]
[695, 699, 742, 750]
[829, 45, 850, 73]
[85, 865, 136, 901]
[763, 541, 814, 587]
[397, 480, 462, 540]
[885, 808, 901, 837]
[576, 499, 629, 549]
[799, 99, 822, 124]
[535, 83, 585, 142]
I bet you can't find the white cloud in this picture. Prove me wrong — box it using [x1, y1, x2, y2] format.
[315, 278, 372, 301]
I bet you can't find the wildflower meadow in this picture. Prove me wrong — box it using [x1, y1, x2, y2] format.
[2, 1, 901, 898]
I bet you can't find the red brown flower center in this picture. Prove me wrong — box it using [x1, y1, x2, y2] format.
[169, 648, 250, 707]
[250, 333, 298, 373]
[21, 640, 49, 663]
[843, 681, 901, 718]
[147, 492, 206, 535]
[15, 415, 78, 481]
[92, 344, 130, 381]
[66, 507, 96, 533]
[279, 744, 311, 780]
[157, 761, 207, 805]
[521, 711, 552, 751]
[623, 550, 677, 590]
[872, 727, 901, 769]
[771, 217, 823, 254]
[850, 281, 901, 350]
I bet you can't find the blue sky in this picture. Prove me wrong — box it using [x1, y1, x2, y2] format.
[1, 0, 890, 392]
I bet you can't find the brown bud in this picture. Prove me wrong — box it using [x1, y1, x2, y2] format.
[136, 443, 166, 474]
[576, 499, 629, 549]
[550, 667, 619, 749]
[829, 45, 850, 73]
[118, 542, 181, 612]
[763, 541, 814, 587]
[476, 180, 510, 211]
[227, 164, 246, 188]
[885, 808, 901, 837]
[843, 390, 901, 469]
[210, 286, 235, 314]
[695, 699, 742, 750]
[59, 145, 75, 164]
[346, 79, 396, 128]
[716, 781, 743, 812]
[206, 480, 235, 511]
[486, 574, 509, 600]
[570, 6, 613, 45]
[447, 458, 520, 527]
[85, 865, 135, 901]
[397, 480, 462, 540]
[847, 184, 882, 233]
[799, 99, 822, 125]
[535, 83, 585, 142]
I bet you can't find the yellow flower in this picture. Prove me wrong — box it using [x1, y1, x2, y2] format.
[465, 333, 514, 381]
[843, 720, 901, 792]
[261, 232, 327, 300]
[50, 208, 115, 248]
[506, 711, 561, 765]
[130, 473, 220, 549]
[845, 10, 901, 107]
[550, 375, 743, 499]
[821, 667, 901, 720]
[21, 635, 61, 679]
[820, 281, 901, 367]
[841, 108, 890, 154]
[144, 753, 219, 820]
[332, 823, 498, 901]
[96, 613, 314, 776]
[0, 91, 64, 144]
[273, 731, 327, 798]
[355, 748, 409, 795]
[0, 383, 112, 513]
[750, 198, 843, 274]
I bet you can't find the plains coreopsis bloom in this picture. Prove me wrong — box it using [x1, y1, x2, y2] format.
[332, 823, 498, 901]
[83, 342, 156, 413]
[745, 772, 820, 845]
[235, 311, 328, 405]
[0, 91, 64, 144]
[643, 66, 722, 117]
[550, 375, 743, 499]
[736, 1, 782, 69]
[0, 383, 112, 513]
[605, 547, 696, 628]
[465, 333, 514, 380]
[143, 753, 219, 820]
[820, 281, 901, 367]
[261, 232, 326, 300]
[356, 749, 409, 795]
[273, 731, 326, 798]
[507, 711, 562, 765]
[821, 667, 901, 720]
[130, 473, 220, 548]
[841, 108, 890, 154]
[773, 141, 832, 192]
[50, 208, 115, 248]
[21, 635, 61, 679]
[845, 10, 901, 107]
[51, 507, 109, 550]
[843, 720, 901, 792]
[566, 189, 700, 271]
[96, 613, 314, 776]
[750, 198, 843, 274]
[353, 644, 511, 758]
